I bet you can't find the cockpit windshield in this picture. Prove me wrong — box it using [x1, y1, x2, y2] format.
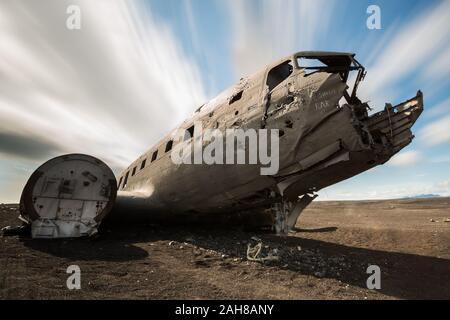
[296, 57, 328, 75]
[295, 53, 366, 104]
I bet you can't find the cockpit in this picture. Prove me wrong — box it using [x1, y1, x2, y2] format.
[294, 52, 366, 104]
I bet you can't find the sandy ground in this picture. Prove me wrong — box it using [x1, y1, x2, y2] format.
[0, 198, 449, 300]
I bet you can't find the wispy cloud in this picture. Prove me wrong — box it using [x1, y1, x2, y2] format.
[0, 0, 448, 204]
[425, 97, 450, 118]
[430, 154, 450, 164]
[388, 150, 421, 167]
[0, 0, 206, 201]
[436, 180, 450, 193]
[227, 0, 337, 76]
[0, 0, 206, 168]
[420, 114, 450, 146]
[0, 131, 62, 160]
[424, 44, 450, 83]
[359, 1, 450, 109]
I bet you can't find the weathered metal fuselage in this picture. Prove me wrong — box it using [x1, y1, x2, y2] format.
[111, 51, 423, 228]
[17, 51, 423, 237]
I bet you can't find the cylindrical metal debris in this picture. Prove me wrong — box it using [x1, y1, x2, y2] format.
[19, 154, 117, 238]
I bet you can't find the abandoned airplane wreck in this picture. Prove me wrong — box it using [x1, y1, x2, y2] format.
[15, 51, 423, 238]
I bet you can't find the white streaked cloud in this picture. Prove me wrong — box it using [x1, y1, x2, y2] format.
[227, 0, 337, 77]
[0, 0, 206, 201]
[359, 0, 450, 109]
[424, 44, 450, 83]
[436, 180, 450, 192]
[0, 0, 206, 168]
[425, 97, 450, 118]
[183, 0, 201, 54]
[387, 150, 421, 167]
[0, 0, 449, 204]
[420, 114, 450, 146]
[430, 154, 450, 164]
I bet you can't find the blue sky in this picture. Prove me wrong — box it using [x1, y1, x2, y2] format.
[145, 0, 450, 200]
[0, 0, 449, 202]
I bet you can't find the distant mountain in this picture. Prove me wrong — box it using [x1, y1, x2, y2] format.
[406, 194, 441, 199]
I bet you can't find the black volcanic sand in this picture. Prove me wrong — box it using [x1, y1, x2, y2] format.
[0, 198, 449, 299]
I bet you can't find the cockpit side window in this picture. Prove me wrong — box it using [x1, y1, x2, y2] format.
[266, 60, 293, 92]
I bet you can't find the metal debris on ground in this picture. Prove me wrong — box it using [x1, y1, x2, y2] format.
[246, 238, 279, 263]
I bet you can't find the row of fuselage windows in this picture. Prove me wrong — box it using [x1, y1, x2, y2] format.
[117, 88, 248, 190]
[117, 125, 192, 190]
[118, 147, 159, 190]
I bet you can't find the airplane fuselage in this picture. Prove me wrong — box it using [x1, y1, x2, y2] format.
[112, 51, 423, 230]
[17, 51, 423, 237]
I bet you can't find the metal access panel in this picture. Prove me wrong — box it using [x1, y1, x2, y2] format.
[19, 154, 117, 238]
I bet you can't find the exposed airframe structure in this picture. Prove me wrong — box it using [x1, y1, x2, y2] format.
[17, 51, 424, 238]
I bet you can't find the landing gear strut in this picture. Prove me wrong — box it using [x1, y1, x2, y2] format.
[273, 193, 317, 234]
